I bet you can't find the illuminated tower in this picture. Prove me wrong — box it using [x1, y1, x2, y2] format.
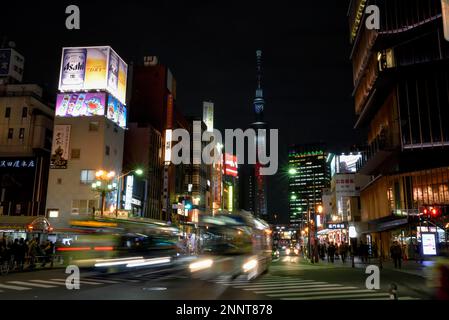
[251, 50, 268, 219]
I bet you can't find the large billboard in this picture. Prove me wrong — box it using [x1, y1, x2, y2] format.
[106, 95, 127, 128]
[58, 46, 127, 105]
[56, 92, 106, 117]
[55, 92, 127, 128]
[50, 125, 71, 169]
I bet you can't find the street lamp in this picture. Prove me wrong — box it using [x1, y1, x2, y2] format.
[288, 168, 297, 175]
[92, 170, 116, 217]
[115, 168, 144, 217]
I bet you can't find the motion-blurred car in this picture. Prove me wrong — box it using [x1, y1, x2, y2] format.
[284, 246, 299, 256]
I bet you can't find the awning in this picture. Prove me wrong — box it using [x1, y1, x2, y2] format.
[317, 229, 331, 235]
[360, 215, 409, 234]
[0, 216, 52, 232]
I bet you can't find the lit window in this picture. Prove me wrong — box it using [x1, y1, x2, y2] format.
[80, 170, 95, 184]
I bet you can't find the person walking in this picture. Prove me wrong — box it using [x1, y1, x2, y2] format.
[390, 241, 403, 269]
[328, 242, 336, 263]
[340, 242, 348, 263]
[28, 238, 38, 269]
[16, 238, 26, 271]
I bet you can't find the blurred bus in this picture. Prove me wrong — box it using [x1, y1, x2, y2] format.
[56, 217, 179, 271]
[189, 211, 272, 280]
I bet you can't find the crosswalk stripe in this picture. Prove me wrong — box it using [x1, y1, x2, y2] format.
[8, 281, 56, 288]
[0, 283, 32, 291]
[83, 278, 121, 284]
[234, 281, 328, 289]
[51, 278, 102, 285]
[242, 284, 340, 291]
[229, 279, 314, 286]
[354, 296, 421, 300]
[107, 278, 140, 283]
[282, 291, 390, 300]
[261, 286, 358, 295]
[30, 280, 70, 286]
[276, 289, 378, 298]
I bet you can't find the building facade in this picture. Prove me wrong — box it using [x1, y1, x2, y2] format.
[0, 84, 53, 216]
[46, 46, 128, 228]
[348, 0, 449, 257]
[288, 144, 330, 228]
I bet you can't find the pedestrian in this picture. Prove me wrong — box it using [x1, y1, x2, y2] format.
[340, 242, 348, 263]
[41, 241, 53, 268]
[328, 242, 336, 263]
[28, 238, 39, 269]
[16, 238, 26, 271]
[390, 241, 403, 269]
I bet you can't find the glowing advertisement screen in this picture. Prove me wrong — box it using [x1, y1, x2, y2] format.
[422, 233, 437, 255]
[107, 95, 127, 128]
[224, 154, 238, 177]
[59, 46, 127, 105]
[56, 92, 106, 117]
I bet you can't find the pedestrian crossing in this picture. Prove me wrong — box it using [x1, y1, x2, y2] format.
[0, 272, 186, 294]
[211, 275, 421, 300]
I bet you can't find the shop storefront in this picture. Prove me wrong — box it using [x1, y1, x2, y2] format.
[0, 216, 53, 243]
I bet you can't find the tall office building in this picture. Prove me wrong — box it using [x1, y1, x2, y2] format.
[348, 0, 449, 256]
[288, 144, 330, 228]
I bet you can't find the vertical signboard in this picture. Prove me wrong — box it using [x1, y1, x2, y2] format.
[164, 129, 172, 164]
[203, 102, 214, 132]
[442, 0, 449, 41]
[335, 174, 357, 196]
[224, 154, 238, 177]
[50, 125, 71, 169]
[124, 175, 134, 210]
[422, 233, 437, 255]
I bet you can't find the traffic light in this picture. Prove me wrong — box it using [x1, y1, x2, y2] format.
[422, 206, 442, 218]
[184, 201, 192, 210]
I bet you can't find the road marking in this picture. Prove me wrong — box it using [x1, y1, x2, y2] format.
[219, 279, 312, 285]
[106, 278, 140, 283]
[8, 281, 56, 288]
[83, 278, 121, 284]
[30, 280, 70, 286]
[261, 286, 358, 295]
[51, 278, 102, 285]
[242, 284, 340, 291]
[276, 288, 378, 297]
[282, 291, 390, 300]
[234, 282, 329, 290]
[0, 283, 32, 291]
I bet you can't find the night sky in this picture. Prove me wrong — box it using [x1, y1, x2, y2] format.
[1, 1, 362, 222]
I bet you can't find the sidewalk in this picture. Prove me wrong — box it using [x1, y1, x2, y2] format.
[298, 256, 433, 278]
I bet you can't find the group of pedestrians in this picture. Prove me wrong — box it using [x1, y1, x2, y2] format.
[0, 237, 55, 272]
[317, 241, 350, 263]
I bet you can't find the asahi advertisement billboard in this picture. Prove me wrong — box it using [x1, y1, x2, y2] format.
[58, 46, 128, 105]
[50, 125, 71, 169]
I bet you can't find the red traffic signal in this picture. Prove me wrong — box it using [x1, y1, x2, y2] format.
[431, 207, 440, 217]
[422, 206, 441, 217]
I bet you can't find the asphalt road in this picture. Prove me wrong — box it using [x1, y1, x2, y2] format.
[0, 256, 433, 300]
